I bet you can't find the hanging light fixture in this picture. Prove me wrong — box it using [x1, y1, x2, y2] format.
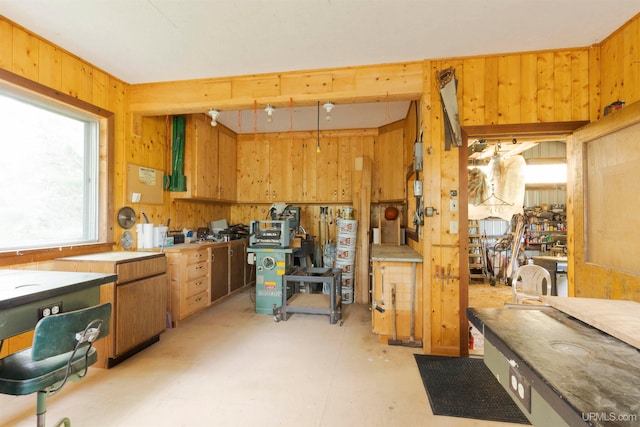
[316, 101, 321, 153]
[323, 101, 334, 121]
[264, 104, 275, 123]
[208, 108, 220, 126]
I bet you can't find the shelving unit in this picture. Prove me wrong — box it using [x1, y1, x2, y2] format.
[468, 220, 486, 281]
[524, 208, 567, 255]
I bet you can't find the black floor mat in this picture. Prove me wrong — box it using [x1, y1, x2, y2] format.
[414, 354, 530, 424]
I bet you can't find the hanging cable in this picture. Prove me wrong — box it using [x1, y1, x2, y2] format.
[316, 101, 321, 153]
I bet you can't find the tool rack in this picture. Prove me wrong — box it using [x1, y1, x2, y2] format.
[276, 266, 343, 325]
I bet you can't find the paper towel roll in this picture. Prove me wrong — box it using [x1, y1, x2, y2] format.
[142, 224, 154, 249]
[372, 228, 381, 244]
[136, 224, 144, 248]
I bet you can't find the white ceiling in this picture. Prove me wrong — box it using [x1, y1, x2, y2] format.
[1, 0, 638, 133]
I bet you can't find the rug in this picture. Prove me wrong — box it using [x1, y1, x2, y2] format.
[414, 354, 530, 424]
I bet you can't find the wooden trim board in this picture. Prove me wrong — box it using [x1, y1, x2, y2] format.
[541, 296, 640, 350]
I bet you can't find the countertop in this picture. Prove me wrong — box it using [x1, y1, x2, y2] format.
[370, 245, 423, 262]
[468, 306, 640, 426]
[0, 269, 117, 310]
[56, 251, 165, 262]
[533, 255, 567, 263]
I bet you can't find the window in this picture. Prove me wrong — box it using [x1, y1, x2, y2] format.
[0, 91, 100, 251]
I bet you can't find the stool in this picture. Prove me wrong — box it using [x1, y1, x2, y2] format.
[0, 302, 112, 426]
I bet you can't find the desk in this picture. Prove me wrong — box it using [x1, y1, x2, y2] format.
[467, 305, 640, 427]
[532, 256, 567, 296]
[0, 270, 117, 341]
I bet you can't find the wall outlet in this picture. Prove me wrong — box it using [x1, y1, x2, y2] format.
[37, 301, 63, 320]
[450, 220, 458, 234]
[450, 199, 458, 212]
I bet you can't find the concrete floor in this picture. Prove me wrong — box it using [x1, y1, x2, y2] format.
[1, 287, 522, 427]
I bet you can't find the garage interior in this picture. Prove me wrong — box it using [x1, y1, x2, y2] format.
[1, 2, 640, 426]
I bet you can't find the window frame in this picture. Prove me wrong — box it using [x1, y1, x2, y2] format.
[0, 68, 114, 263]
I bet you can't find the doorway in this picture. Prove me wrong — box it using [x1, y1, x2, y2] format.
[460, 121, 586, 355]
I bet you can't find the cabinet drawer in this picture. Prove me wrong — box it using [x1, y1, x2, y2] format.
[186, 261, 208, 281]
[186, 277, 208, 298]
[185, 249, 208, 265]
[116, 256, 166, 284]
[185, 291, 209, 315]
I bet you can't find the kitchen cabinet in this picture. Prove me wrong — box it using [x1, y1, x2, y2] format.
[54, 252, 168, 368]
[229, 239, 246, 292]
[237, 134, 302, 202]
[172, 114, 236, 202]
[164, 245, 211, 325]
[302, 134, 339, 202]
[210, 244, 229, 301]
[237, 135, 271, 202]
[373, 121, 405, 202]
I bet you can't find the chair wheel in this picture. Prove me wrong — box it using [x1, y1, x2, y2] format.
[274, 316, 280, 322]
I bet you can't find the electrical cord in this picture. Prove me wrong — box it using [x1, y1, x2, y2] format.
[49, 318, 104, 395]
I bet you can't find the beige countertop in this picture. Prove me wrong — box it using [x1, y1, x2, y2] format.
[56, 251, 164, 263]
[371, 245, 423, 262]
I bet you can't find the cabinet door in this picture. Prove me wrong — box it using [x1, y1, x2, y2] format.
[315, 135, 339, 202]
[237, 135, 270, 202]
[192, 114, 219, 199]
[374, 124, 405, 201]
[116, 274, 167, 356]
[218, 127, 236, 201]
[210, 245, 230, 302]
[301, 136, 318, 202]
[229, 240, 245, 292]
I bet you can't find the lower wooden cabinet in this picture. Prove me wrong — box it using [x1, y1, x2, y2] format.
[165, 245, 211, 326]
[229, 240, 246, 293]
[164, 240, 250, 325]
[210, 245, 229, 301]
[53, 252, 168, 368]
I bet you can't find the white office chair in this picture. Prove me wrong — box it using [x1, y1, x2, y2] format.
[511, 265, 552, 304]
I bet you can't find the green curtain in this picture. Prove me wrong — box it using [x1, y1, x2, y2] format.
[167, 115, 187, 191]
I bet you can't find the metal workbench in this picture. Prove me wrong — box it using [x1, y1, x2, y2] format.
[278, 267, 342, 325]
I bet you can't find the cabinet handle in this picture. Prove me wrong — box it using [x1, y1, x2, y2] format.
[272, 190, 276, 198]
[265, 190, 269, 198]
[342, 189, 345, 198]
[211, 254, 215, 262]
[230, 249, 234, 257]
[334, 189, 337, 198]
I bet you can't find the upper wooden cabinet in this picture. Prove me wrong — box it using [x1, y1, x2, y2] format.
[172, 114, 237, 202]
[237, 129, 388, 204]
[373, 121, 406, 202]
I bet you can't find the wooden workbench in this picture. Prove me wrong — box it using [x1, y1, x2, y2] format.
[370, 245, 423, 342]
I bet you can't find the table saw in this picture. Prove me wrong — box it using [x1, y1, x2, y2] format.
[467, 297, 640, 427]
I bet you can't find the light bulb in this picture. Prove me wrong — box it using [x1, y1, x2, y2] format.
[264, 104, 275, 123]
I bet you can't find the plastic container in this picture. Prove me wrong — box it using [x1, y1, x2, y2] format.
[335, 259, 353, 274]
[336, 245, 355, 261]
[342, 207, 354, 219]
[341, 285, 354, 304]
[341, 273, 354, 288]
[337, 219, 358, 235]
[337, 234, 356, 247]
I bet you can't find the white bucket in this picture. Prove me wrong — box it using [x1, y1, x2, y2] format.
[337, 219, 358, 235]
[342, 207, 354, 219]
[342, 286, 354, 304]
[335, 259, 354, 274]
[337, 234, 356, 247]
[336, 245, 355, 261]
[341, 273, 354, 288]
